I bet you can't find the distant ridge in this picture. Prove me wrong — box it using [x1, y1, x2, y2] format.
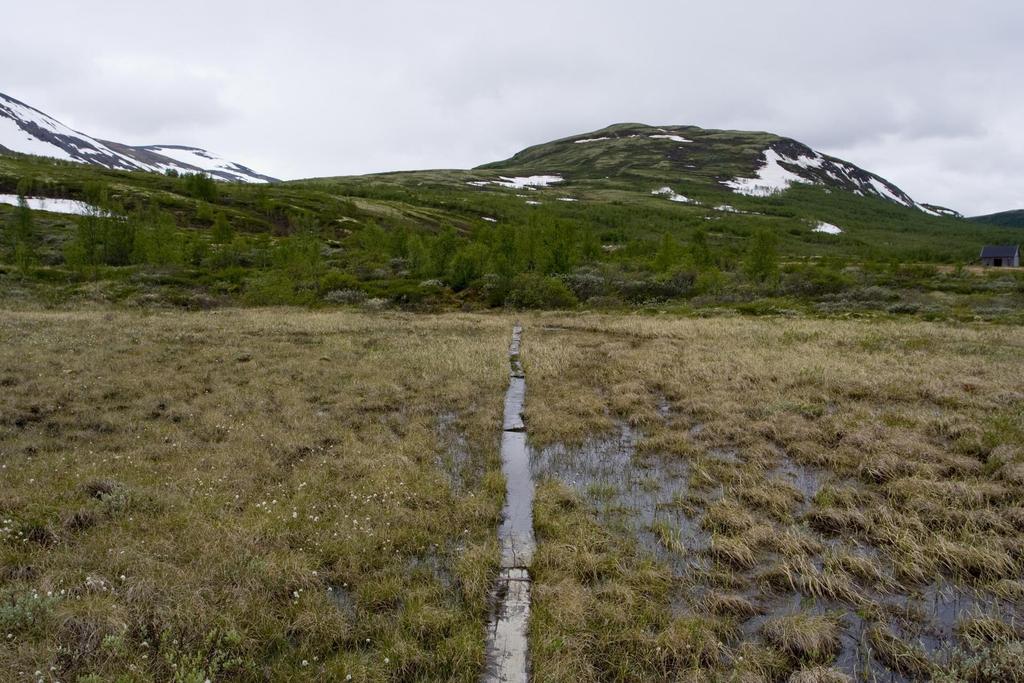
[479, 122, 958, 216]
[969, 209, 1024, 228]
[0, 91, 276, 183]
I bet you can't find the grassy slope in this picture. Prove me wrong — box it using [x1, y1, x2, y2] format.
[472, 122, 1018, 261]
[3, 129, 1020, 264]
[2, 131, 1023, 318]
[969, 209, 1024, 229]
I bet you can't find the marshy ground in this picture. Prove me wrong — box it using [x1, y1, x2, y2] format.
[0, 310, 510, 681]
[2, 310, 1022, 681]
[524, 315, 1024, 682]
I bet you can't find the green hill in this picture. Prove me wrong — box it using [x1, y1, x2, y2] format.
[969, 209, 1024, 228]
[1, 125, 1022, 319]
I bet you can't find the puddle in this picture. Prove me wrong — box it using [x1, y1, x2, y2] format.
[532, 422, 699, 571]
[327, 584, 356, 620]
[437, 412, 478, 493]
[771, 456, 823, 514]
[707, 447, 741, 464]
[488, 349, 1019, 680]
[483, 324, 535, 683]
[408, 548, 457, 593]
[737, 592, 905, 682]
[528, 418, 1016, 679]
[885, 580, 1023, 661]
[656, 395, 672, 420]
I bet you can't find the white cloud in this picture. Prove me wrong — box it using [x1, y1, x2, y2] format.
[1, 0, 1022, 214]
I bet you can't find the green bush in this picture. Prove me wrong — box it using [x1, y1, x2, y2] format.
[781, 264, 855, 296]
[693, 267, 727, 295]
[318, 270, 360, 294]
[182, 173, 218, 202]
[211, 213, 234, 244]
[744, 229, 779, 283]
[505, 273, 577, 309]
[242, 271, 315, 305]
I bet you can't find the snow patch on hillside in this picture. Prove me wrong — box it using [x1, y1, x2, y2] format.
[497, 175, 563, 189]
[0, 95, 124, 164]
[723, 149, 811, 197]
[0, 114, 76, 161]
[1, 93, 274, 183]
[0, 194, 103, 216]
[916, 203, 960, 218]
[867, 177, 911, 207]
[1, 96, 69, 138]
[720, 146, 932, 214]
[574, 137, 610, 144]
[649, 134, 691, 143]
[788, 153, 825, 169]
[144, 146, 269, 184]
[813, 222, 843, 235]
[652, 187, 692, 203]
[467, 175, 564, 189]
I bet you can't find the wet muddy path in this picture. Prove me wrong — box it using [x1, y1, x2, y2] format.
[482, 324, 535, 682]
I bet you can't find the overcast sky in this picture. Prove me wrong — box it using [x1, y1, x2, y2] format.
[3, 1, 1021, 214]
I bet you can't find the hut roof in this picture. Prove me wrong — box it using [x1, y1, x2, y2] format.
[980, 245, 1019, 259]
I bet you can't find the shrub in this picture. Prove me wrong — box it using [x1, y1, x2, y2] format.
[562, 267, 607, 300]
[840, 285, 900, 302]
[744, 229, 779, 283]
[614, 269, 694, 303]
[211, 213, 234, 244]
[243, 272, 315, 306]
[479, 273, 510, 307]
[781, 265, 855, 297]
[659, 267, 697, 295]
[505, 273, 577, 309]
[324, 289, 366, 305]
[182, 173, 218, 202]
[318, 271, 360, 294]
[694, 267, 727, 295]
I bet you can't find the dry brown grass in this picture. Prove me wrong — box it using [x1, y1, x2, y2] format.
[0, 308, 513, 681]
[866, 624, 932, 677]
[761, 612, 843, 664]
[4, 308, 1023, 680]
[700, 591, 761, 620]
[522, 312, 1024, 680]
[787, 666, 852, 683]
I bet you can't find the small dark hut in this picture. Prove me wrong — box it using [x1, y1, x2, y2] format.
[979, 245, 1020, 267]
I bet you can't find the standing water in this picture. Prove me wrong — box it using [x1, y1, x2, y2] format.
[482, 324, 535, 682]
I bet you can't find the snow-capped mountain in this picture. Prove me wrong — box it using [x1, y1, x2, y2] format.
[718, 138, 959, 217]
[482, 123, 960, 216]
[0, 92, 276, 183]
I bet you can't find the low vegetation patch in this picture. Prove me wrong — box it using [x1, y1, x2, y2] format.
[523, 313, 1024, 680]
[0, 309, 510, 681]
